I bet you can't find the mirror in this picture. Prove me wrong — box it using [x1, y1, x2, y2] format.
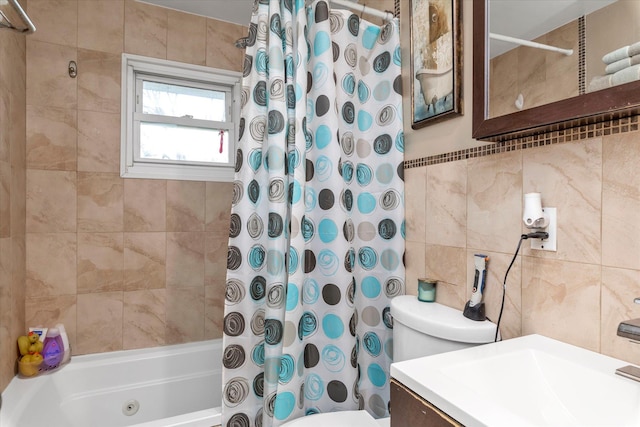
[473, 0, 640, 141]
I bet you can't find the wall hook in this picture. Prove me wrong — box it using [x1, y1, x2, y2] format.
[68, 60, 77, 78]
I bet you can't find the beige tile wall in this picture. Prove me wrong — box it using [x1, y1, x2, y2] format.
[405, 131, 640, 364]
[0, 3, 27, 390]
[23, 0, 245, 356]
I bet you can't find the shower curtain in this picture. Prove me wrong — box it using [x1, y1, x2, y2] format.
[222, 1, 404, 426]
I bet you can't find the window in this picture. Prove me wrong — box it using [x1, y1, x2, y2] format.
[121, 54, 241, 181]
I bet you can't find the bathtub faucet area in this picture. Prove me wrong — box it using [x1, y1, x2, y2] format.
[616, 297, 640, 342]
[615, 297, 640, 382]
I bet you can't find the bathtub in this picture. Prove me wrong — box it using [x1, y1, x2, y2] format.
[1, 339, 222, 427]
[415, 66, 453, 110]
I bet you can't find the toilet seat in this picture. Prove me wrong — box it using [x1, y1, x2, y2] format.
[280, 410, 388, 427]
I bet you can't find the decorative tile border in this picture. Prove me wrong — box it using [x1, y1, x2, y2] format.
[578, 16, 586, 95]
[404, 115, 640, 169]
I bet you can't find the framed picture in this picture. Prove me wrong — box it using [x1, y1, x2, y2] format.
[410, 0, 463, 129]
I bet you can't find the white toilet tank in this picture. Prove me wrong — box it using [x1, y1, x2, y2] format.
[390, 295, 496, 362]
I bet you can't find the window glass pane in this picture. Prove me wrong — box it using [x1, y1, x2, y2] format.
[142, 80, 227, 122]
[140, 122, 230, 164]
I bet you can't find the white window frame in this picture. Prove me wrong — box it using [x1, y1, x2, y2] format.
[121, 53, 242, 182]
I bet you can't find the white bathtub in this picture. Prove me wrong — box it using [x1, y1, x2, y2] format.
[1, 340, 222, 427]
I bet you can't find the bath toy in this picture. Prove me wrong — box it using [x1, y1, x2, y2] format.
[18, 352, 43, 377]
[17, 332, 43, 356]
[17, 335, 29, 355]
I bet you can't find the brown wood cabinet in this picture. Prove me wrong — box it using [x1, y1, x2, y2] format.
[390, 379, 463, 427]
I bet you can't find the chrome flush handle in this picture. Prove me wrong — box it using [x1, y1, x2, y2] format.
[635, 298, 640, 304]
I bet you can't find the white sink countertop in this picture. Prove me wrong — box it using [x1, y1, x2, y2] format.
[390, 334, 640, 427]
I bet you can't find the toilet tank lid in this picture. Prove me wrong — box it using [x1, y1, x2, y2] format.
[390, 295, 496, 343]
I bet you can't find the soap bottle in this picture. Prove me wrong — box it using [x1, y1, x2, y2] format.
[42, 328, 64, 369]
[55, 323, 71, 364]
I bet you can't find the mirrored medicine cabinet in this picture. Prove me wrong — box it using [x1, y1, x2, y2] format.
[473, 0, 640, 142]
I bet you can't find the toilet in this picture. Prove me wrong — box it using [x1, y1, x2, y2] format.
[281, 295, 497, 427]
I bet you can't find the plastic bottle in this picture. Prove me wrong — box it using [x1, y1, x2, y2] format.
[55, 323, 71, 364]
[42, 328, 64, 369]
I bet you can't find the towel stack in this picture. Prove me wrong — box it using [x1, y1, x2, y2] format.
[588, 41, 640, 92]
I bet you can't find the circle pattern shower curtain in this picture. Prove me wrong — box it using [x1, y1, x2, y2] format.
[222, 1, 404, 426]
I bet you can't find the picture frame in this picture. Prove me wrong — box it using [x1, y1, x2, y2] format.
[409, 0, 463, 129]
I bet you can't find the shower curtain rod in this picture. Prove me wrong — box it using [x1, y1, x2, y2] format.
[236, 0, 394, 48]
[0, 0, 35, 34]
[330, 0, 395, 21]
[490, 32, 573, 56]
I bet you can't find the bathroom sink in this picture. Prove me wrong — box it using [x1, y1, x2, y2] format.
[390, 334, 640, 426]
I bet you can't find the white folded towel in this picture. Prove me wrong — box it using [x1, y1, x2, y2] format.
[612, 64, 640, 86]
[606, 57, 631, 74]
[588, 75, 613, 92]
[629, 41, 640, 57]
[603, 45, 630, 64]
[605, 55, 640, 74]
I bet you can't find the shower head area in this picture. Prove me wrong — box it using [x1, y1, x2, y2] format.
[235, 37, 249, 49]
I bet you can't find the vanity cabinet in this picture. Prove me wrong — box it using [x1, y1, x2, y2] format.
[390, 379, 462, 427]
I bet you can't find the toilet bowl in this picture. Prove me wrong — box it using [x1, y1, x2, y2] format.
[279, 295, 497, 426]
